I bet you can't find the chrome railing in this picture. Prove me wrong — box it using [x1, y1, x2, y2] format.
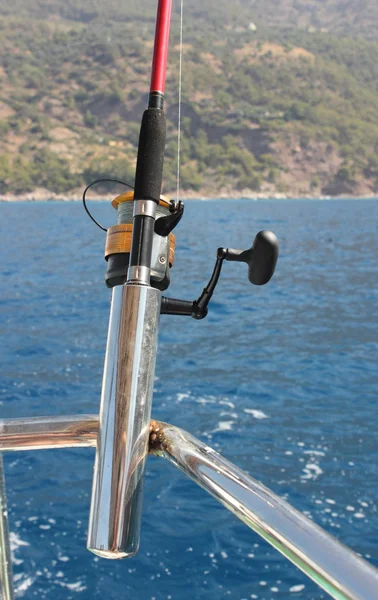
[0, 455, 14, 600]
[0, 415, 377, 600]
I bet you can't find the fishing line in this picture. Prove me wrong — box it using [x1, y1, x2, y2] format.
[82, 178, 134, 232]
[176, 0, 184, 203]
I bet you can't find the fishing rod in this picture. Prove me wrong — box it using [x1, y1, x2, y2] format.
[1, 4, 378, 597]
[86, 0, 278, 560]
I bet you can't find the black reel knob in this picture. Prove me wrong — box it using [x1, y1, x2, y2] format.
[224, 230, 279, 285]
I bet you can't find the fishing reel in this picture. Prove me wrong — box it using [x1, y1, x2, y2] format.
[161, 229, 279, 319]
[101, 192, 278, 312]
[103, 190, 184, 290]
[100, 190, 279, 315]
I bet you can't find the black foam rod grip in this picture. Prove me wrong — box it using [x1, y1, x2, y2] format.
[248, 230, 279, 285]
[134, 108, 166, 202]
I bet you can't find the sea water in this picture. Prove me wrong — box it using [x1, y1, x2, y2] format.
[0, 199, 377, 599]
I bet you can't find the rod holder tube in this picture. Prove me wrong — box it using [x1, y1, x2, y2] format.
[87, 284, 161, 559]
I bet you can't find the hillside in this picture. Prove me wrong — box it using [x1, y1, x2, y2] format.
[0, 1, 378, 198]
[2, 0, 378, 40]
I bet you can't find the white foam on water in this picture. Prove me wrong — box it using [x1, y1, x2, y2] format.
[58, 554, 70, 562]
[212, 420, 235, 433]
[303, 450, 325, 457]
[176, 393, 190, 403]
[14, 575, 35, 597]
[220, 411, 238, 419]
[9, 532, 29, 551]
[13, 553, 36, 598]
[56, 580, 87, 592]
[219, 400, 235, 409]
[244, 409, 269, 419]
[196, 396, 216, 406]
[9, 531, 29, 566]
[177, 393, 238, 412]
[289, 584, 305, 592]
[301, 463, 323, 481]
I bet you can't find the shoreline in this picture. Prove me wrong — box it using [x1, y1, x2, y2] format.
[1, 191, 378, 202]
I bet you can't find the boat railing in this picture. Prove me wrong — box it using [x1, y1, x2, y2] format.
[0, 415, 377, 600]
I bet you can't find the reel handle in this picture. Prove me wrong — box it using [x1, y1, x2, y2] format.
[225, 230, 279, 285]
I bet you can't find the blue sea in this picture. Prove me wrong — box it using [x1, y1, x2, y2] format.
[0, 198, 377, 599]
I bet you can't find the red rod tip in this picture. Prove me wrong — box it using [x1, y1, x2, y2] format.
[150, 0, 173, 94]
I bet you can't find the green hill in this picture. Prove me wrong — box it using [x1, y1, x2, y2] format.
[0, 1, 378, 198]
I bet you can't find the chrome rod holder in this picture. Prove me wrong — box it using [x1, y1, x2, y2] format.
[87, 284, 161, 559]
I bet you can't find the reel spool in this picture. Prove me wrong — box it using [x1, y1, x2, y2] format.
[105, 191, 176, 290]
